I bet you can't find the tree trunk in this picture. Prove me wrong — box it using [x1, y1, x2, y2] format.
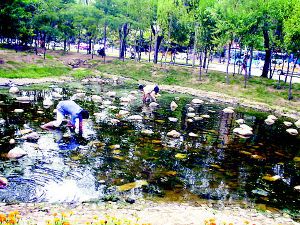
[262, 29, 271, 78]
[119, 23, 129, 60]
[149, 29, 152, 62]
[226, 41, 232, 84]
[153, 35, 163, 64]
[203, 47, 207, 69]
[63, 39, 67, 52]
[248, 46, 253, 78]
[103, 22, 107, 63]
[198, 50, 203, 81]
[288, 58, 297, 100]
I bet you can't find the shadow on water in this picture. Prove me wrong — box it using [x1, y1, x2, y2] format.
[0, 80, 299, 215]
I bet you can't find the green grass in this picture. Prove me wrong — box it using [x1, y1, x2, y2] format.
[0, 65, 70, 78]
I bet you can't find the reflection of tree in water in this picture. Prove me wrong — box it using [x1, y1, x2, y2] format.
[217, 111, 235, 146]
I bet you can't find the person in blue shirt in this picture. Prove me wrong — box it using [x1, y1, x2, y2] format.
[41, 100, 89, 134]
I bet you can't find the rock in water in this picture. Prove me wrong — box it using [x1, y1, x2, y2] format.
[7, 147, 27, 159]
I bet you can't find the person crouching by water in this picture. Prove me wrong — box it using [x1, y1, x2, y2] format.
[138, 84, 160, 103]
[41, 100, 89, 135]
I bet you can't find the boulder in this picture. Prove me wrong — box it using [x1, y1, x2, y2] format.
[191, 98, 203, 104]
[286, 128, 298, 136]
[14, 109, 24, 113]
[168, 117, 178, 122]
[167, 130, 181, 138]
[21, 132, 40, 141]
[0, 177, 8, 188]
[236, 119, 245, 124]
[7, 147, 27, 159]
[222, 108, 234, 114]
[267, 115, 278, 121]
[92, 95, 102, 103]
[264, 118, 275, 125]
[141, 129, 154, 135]
[170, 101, 178, 111]
[127, 115, 143, 121]
[9, 86, 19, 93]
[149, 102, 159, 107]
[283, 121, 292, 127]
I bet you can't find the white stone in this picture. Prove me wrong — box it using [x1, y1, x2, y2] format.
[170, 101, 178, 111]
[267, 115, 278, 121]
[110, 119, 120, 124]
[9, 139, 15, 144]
[174, 97, 180, 101]
[102, 100, 112, 105]
[14, 109, 24, 113]
[106, 91, 116, 97]
[118, 110, 130, 116]
[43, 98, 53, 107]
[168, 117, 178, 122]
[191, 99, 203, 104]
[7, 147, 27, 159]
[127, 115, 143, 120]
[233, 127, 253, 136]
[16, 96, 30, 101]
[167, 130, 181, 138]
[92, 95, 102, 103]
[188, 132, 199, 137]
[236, 119, 245, 124]
[265, 118, 275, 125]
[223, 108, 234, 114]
[194, 116, 203, 121]
[21, 132, 40, 140]
[9, 86, 19, 93]
[240, 124, 253, 131]
[283, 121, 292, 127]
[201, 114, 210, 119]
[187, 113, 196, 118]
[141, 129, 154, 135]
[188, 107, 195, 112]
[149, 102, 159, 107]
[286, 128, 298, 136]
[120, 97, 131, 102]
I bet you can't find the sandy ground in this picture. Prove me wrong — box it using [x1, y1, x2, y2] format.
[0, 200, 299, 225]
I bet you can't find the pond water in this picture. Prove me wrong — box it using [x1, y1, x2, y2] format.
[0, 79, 299, 214]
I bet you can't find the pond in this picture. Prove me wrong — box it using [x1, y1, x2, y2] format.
[0, 78, 299, 215]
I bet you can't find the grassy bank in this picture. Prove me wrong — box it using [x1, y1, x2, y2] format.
[0, 49, 299, 112]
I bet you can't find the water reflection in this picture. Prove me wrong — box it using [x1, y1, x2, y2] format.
[0, 81, 299, 213]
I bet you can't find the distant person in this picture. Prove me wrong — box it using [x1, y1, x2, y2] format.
[97, 48, 106, 58]
[41, 100, 89, 134]
[138, 84, 159, 103]
[241, 53, 249, 75]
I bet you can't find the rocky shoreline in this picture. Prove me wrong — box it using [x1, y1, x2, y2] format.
[0, 76, 299, 120]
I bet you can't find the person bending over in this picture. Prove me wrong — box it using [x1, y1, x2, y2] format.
[41, 100, 89, 134]
[138, 84, 160, 103]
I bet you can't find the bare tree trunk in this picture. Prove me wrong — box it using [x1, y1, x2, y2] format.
[248, 46, 253, 78]
[103, 22, 107, 64]
[192, 23, 198, 68]
[288, 58, 297, 100]
[226, 40, 232, 84]
[262, 29, 271, 78]
[199, 50, 203, 81]
[149, 29, 152, 62]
